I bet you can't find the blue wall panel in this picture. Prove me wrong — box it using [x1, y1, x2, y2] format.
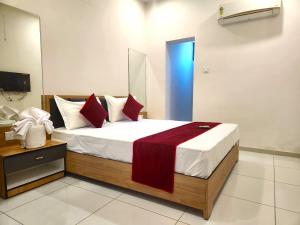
[167, 41, 194, 121]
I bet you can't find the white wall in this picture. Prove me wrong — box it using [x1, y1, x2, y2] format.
[0, 0, 147, 97]
[1, 0, 299, 154]
[146, 0, 300, 154]
[0, 3, 42, 110]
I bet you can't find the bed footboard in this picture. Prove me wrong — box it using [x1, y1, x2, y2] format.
[66, 142, 239, 220]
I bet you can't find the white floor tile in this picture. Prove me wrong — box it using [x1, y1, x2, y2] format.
[276, 208, 300, 225]
[275, 182, 300, 213]
[4, 152, 300, 225]
[180, 195, 274, 225]
[222, 174, 274, 206]
[59, 175, 82, 185]
[73, 179, 122, 198]
[7, 185, 112, 225]
[0, 180, 66, 212]
[78, 200, 177, 225]
[239, 151, 274, 166]
[275, 167, 300, 186]
[233, 160, 274, 181]
[118, 192, 185, 220]
[176, 222, 189, 225]
[0, 214, 21, 225]
[275, 156, 300, 170]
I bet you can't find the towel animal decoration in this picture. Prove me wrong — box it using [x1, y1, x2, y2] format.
[12, 107, 54, 140]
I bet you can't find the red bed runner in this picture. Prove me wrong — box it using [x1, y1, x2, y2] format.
[132, 122, 221, 193]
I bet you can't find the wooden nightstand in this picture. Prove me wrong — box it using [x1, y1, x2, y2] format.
[0, 140, 66, 198]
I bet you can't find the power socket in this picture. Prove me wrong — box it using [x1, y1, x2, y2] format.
[5, 131, 15, 141]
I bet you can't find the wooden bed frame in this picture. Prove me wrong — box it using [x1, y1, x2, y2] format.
[42, 95, 239, 219]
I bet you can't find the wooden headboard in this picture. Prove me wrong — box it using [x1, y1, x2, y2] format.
[41, 95, 147, 128]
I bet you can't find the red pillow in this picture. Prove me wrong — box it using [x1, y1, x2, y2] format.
[80, 94, 108, 128]
[122, 94, 144, 121]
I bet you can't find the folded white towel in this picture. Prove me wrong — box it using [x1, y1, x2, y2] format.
[28, 107, 54, 134]
[13, 107, 54, 140]
[13, 118, 35, 139]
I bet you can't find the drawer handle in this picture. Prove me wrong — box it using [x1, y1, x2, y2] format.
[35, 156, 44, 160]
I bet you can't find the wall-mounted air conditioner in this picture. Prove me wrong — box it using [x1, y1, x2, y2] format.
[218, 0, 281, 25]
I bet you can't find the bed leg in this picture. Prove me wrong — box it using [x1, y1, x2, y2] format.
[203, 203, 213, 220]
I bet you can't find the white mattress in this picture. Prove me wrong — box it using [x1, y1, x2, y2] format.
[52, 119, 239, 178]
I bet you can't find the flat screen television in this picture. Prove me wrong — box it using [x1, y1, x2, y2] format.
[0, 71, 31, 92]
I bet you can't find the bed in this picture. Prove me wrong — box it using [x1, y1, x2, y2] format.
[42, 95, 239, 219]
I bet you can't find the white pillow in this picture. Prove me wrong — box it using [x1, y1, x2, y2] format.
[104, 95, 129, 122]
[54, 95, 90, 130]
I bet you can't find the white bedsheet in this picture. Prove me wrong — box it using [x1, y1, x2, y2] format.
[52, 119, 239, 178]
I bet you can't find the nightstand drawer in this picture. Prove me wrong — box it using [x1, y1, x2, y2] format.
[4, 144, 66, 174]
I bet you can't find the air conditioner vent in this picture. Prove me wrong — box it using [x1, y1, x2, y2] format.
[218, 0, 281, 25]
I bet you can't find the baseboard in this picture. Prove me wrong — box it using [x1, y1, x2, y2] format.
[240, 146, 300, 158]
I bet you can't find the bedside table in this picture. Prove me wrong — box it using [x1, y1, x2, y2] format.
[0, 140, 66, 198]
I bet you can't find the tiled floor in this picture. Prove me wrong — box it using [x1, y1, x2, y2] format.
[0, 151, 299, 225]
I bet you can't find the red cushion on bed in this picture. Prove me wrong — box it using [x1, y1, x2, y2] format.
[80, 94, 108, 128]
[122, 94, 144, 121]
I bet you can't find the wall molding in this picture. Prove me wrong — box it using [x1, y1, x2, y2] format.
[240, 146, 300, 158]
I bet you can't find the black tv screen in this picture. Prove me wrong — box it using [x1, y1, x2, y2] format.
[0, 71, 31, 92]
